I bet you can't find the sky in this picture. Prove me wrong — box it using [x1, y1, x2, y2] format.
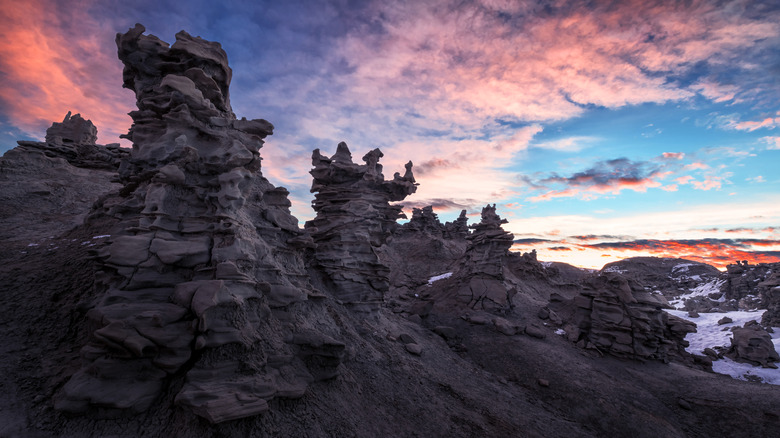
[1, 0, 779, 270]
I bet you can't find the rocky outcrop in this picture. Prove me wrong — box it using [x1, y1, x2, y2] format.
[761, 271, 780, 326]
[722, 261, 778, 303]
[305, 142, 417, 309]
[0, 113, 128, 242]
[724, 320, 780, 367]
[601, 257, 721, 306]
[380, 206, 469, 298]
[550, 272, 697, 362]
[55, 24, 335, 423]
[417, 205, 517, 313]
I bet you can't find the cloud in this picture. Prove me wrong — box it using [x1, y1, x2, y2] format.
[734, 112, 780, 131]
[580, 238, 780, 267]
[0, 0, 134, 145]
[527, 157, 666, 201]
[761, 136, 780, 150]
[532, 136, 597, 153]
[662, 152, 685, 160]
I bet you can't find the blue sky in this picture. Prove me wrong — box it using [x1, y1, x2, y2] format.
[1, 0, 779, 268]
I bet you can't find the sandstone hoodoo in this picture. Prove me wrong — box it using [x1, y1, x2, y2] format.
[55, 24, 332, 423]
[305, 142, 417, 309]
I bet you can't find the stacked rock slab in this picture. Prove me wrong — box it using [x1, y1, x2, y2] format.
[56, 24, 331, 423]
[305, 142, 417, 309]
[453, 204, 517, 310]
[550, 273, 695, 362]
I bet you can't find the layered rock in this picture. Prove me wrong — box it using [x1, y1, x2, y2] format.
[722, 261, 778, 303]
[379, 206, 470, 300]
[724, 320, 780, 367]
[305, 142, 417, 309]
[550, 272, 696, 362]
[56, 24, 335, 423]
[0, 113, 128, 242]
[452, 204, 517, 310]
[761, 271, 780, 326]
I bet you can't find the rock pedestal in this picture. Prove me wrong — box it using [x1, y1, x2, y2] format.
[305, 142, 417, 309]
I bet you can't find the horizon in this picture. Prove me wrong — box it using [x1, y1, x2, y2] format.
[1, 0, 779, 270]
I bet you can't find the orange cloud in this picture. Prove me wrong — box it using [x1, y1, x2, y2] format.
[0, 0, 133, 144]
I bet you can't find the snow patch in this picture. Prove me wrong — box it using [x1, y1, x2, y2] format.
[671, 263, 696, 274]
[603, 266, 626, 274]
[668, 278, 725, 308]
[92, 235, 111, 239]
[554, 329, 566, 336]
[428, 272, 453, 285]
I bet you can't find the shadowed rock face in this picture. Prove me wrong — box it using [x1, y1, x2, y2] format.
[305, 142, 417, 309]
[550, 272, 696, 362]
[55, 24, 330, 423]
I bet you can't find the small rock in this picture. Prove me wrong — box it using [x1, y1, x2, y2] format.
[717, 317, 733, 325]
[687, 311, 699, 318]
[405, 343, 422, 355]
[493, 317, 517, 336]
[525, 325, 546, 339]
[678, 398, 692, 410]
[703, 348, 719, 359]
[537, 378, 549, 387]
[537, 307, 550, 320]
[399, 333, 415, 344]
[407, 314, 423, 325]
[432, 326, 457, 340]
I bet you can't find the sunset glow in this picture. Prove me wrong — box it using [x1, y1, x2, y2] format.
[1, 0, 779, 270]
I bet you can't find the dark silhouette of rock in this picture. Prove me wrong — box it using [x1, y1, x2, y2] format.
[305, 142, 417, 309]
[725, 321, 780, 367]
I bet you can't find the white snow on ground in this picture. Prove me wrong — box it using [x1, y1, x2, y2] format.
[541, 262, 553, 268]
[666, 309, 780, 385]
[92, 235, 111, 239]
[603, 266, 626, 274]
[668, 278, 725, 308]
[554, 328, 566, 336]
[428, 272, 453, 285]
[671, 263, 696, 274]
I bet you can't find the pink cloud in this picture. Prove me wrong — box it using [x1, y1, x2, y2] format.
[735, 114, 780, 131]
[662, 152, 685, 159]
[692, 176, 723, 191]
[0, 0, 133, 145]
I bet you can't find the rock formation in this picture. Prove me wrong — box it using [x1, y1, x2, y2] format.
[725, 320, 780, 367]
[452, 204, 517, 310]
[55, 24, 334, 423]
[550, 272, 697, 362]
[305, 142, 417, 309]
[0, 113, 128, 242]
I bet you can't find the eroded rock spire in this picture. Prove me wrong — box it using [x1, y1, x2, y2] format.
[306, 141, 418, 310]
[56, 24, 335, 423]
